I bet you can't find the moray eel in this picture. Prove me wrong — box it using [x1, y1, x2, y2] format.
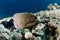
[13, 12, 37, 29]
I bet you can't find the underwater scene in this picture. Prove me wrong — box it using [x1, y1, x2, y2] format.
[1, 0, 60, 40]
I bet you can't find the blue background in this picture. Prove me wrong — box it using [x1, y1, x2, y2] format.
[0, 0, 60, 19]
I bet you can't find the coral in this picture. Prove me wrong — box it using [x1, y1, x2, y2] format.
[0, 3, 60, 40]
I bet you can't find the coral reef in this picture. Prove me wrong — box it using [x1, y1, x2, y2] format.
[0, 3, 60, 40]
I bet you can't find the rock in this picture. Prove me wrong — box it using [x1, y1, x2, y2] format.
[0, 24, 10, 40]
[12, 33, 23, 40]
[35, 23, 45, 30]
[0, 17, 12, 23]
[24, 32, 33, 39]
[34, 37, 41, 40]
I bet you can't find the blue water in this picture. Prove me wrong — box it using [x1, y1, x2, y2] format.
[0, 0, 60, 19]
